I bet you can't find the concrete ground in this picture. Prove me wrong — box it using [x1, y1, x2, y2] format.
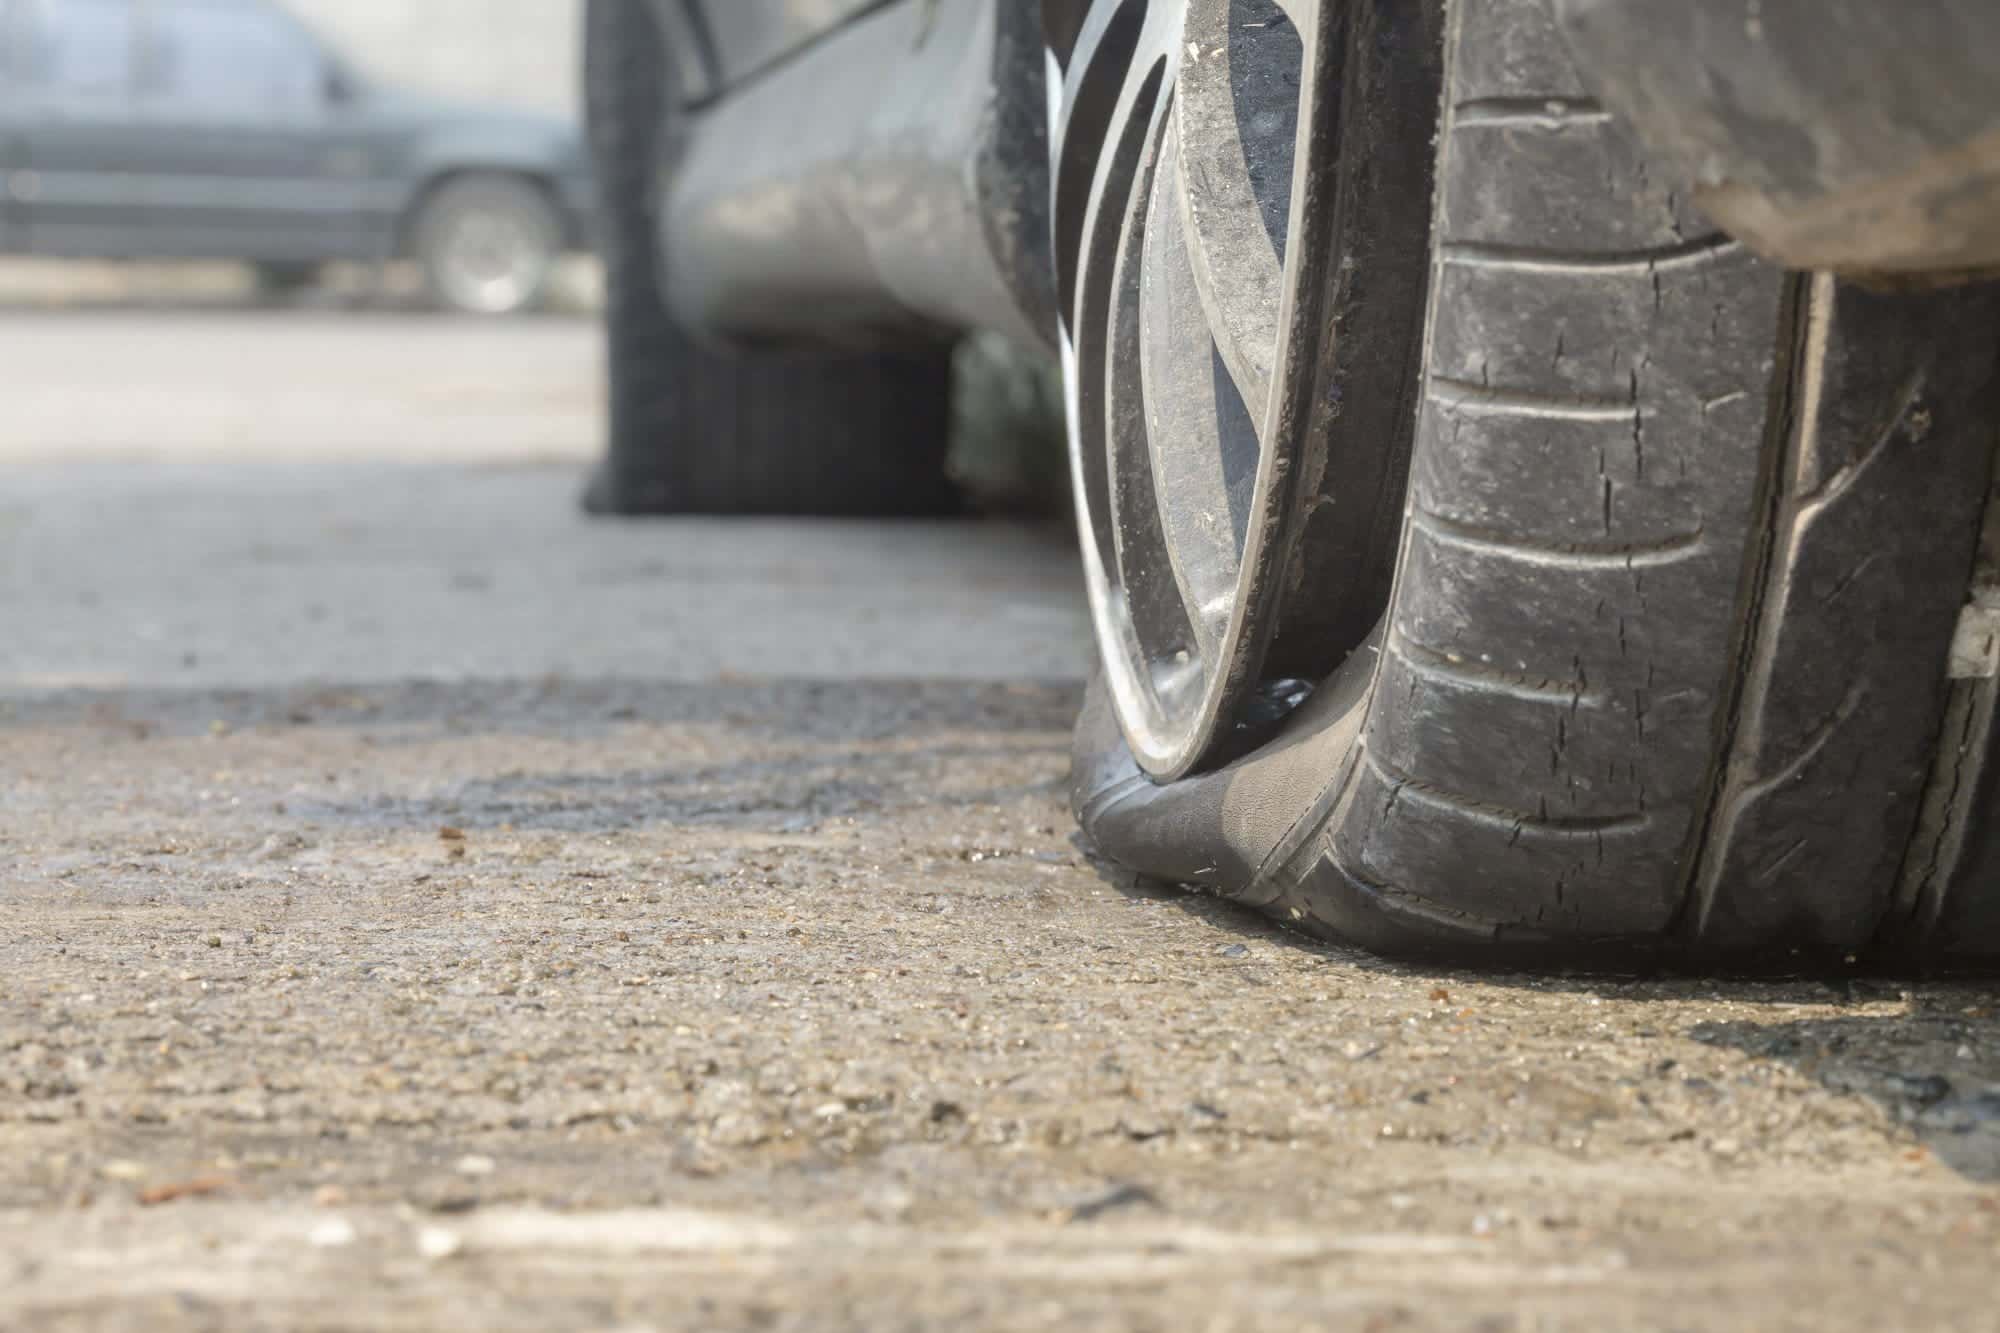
[4, 306, 2000, 1331]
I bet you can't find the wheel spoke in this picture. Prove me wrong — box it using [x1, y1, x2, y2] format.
[1167, 0, 1302, 427]
[1051, 0, 1333, 778]
[1106, 91, 1213, 697]
[1062, 15, 1174, 622]
[1052, 1, 1183, 327]
[1139, 113, 1259, 645]
[1051, 0, 1180, 153]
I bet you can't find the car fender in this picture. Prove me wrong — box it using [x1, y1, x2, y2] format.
[1554, 0, 2000, 279]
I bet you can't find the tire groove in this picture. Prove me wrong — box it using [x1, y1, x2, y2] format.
[1450, 95, 1609, 128]
[1427, 377, 1639, 421]
[1672, 272, 2000, 955]
[1440, 234, 1737, 273]
[1366, 751, 1648, 835]
[1387, 628, 1604, 706]
[1793, 370, 1924, 513]
[1411, 508, 1705, 568]
[1674, 272, 1824, 945]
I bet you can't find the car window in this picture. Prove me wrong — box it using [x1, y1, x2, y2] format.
[143, 0, 323, 116]
[19, 0, 137, 99]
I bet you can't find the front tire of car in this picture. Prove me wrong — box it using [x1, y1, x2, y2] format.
[1060, 0, 2000, 969]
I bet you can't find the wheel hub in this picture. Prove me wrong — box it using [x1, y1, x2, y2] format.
[442, 211, 547, 314]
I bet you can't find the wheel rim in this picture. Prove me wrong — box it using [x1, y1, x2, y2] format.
[438, 204, 551, 315]
[1050, 0, 1327, 779]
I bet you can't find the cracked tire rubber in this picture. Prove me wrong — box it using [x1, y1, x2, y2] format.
[1072, 0, 2000, 969]
[581, 0, 959, 517]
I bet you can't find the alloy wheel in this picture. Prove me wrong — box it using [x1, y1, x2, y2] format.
[1049, 0, 1441, 780]
[1049, 0, 1326, 779]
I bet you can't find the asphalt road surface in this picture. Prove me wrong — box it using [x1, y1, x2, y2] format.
[5, 309, 2000, 1331]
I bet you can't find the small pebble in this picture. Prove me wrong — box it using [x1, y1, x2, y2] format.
[416, 1226, 463, 1260]
[308, 1218, 357, 1249]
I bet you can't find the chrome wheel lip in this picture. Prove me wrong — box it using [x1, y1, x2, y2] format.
[1052, 0, 1329, 780]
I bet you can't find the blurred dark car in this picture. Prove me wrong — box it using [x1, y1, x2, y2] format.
[0, 0, 592, 313]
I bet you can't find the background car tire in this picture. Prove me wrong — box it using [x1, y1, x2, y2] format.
[1070, 0, 2000, 969]
[580, 0, 959, 517]
[411, 174, 563, 316]
[253, 261, 322, 301]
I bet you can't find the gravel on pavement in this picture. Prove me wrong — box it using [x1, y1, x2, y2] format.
[4, 314, 1998, 1331]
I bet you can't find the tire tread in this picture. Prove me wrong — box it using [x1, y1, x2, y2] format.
[1269, 0, 2000, 962]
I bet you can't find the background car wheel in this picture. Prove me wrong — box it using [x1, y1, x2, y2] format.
[1065, 0, 2000, 968]
[412, 175, 562, 316]
[580, 0, 959, 517]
